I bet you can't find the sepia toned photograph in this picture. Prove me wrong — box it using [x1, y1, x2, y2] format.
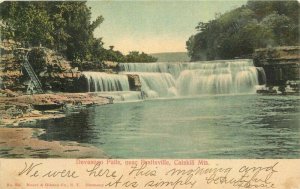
[0, 0, 299, 160]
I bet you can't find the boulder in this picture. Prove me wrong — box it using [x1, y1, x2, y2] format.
[126, 74, 142, 91]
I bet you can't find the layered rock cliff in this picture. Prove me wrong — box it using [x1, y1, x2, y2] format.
[0, 40, 83, 93]
[253, 46, 300, 87]
[0, 40, 126, 94]
[28, 47, 82, 92]
[0, 40, 24, 92]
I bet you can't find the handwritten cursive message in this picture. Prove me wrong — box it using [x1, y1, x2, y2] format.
[14, 160, 279, 189]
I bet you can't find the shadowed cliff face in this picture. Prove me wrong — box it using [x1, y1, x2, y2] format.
[253, 46, 300, 86]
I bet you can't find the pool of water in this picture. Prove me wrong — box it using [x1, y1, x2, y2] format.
[27, 94, 299, 158]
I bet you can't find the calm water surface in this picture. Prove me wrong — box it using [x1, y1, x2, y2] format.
[31, 94, 299, 158]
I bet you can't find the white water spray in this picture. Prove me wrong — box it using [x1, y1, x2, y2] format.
[82, 72, 130, 92]
[120, 59, 265, 97]
[82, 60, 265, 98]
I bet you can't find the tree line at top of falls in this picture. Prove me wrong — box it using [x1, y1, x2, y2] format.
[0, 1, 157, 63]
[186, 0, 300, 61]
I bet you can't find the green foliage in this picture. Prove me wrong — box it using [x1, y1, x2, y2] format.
[0, 1, 156, 64]
[186, 0, 300, 61]
[0, 1, 103, 61]
[0, 2, 54, 46]
[96, 48, 157, 63]
[103, 48, 126, 62]
[125, 51, 158, 63]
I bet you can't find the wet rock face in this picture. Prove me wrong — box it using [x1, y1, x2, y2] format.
[262, 64, 300, 86]
[253, 46, 300, 86]
[126, 74, 142, 91]
[76, 76, 89, 93]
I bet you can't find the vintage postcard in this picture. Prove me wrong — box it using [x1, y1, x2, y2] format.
[0, 0, 299, 188]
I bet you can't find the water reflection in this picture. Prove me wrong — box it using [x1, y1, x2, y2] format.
[28, 95, 299, 158]
[38, 110, 96, 143]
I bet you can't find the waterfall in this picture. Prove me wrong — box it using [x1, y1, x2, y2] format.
[120, 59, 265, 97]
[122, 72, 178, 98]
[81, 60, 265, 97]
[82, 72, 130, 92]
[256, 67, 267, 85]
[176, 61, 260, 95]
[119, 62, 186, 78]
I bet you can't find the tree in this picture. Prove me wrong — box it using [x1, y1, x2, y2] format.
[0, 1, 157, 64]
[56, 1, 103, 61]
[260, 12, 298, 45]
[0, 1, 105, 62]
[186, 0, 300, 61]
[125, 51, 157, 63]
[0, 2, 54, 46]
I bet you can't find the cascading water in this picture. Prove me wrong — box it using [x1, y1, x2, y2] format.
[82, 72, 130, 92]
[176, 61, 260, 95]
[122, 72, 178, 98]
[80, 60, 265, 98]
[256, 67, 267, 85]
[119, 59, 266, 97]
[119, 62, 185, 78]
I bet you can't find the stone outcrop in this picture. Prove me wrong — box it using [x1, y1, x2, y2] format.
[28, 47, 72, 73]
[0, 41, 83, 93]
[126, 74, 142, 91]
[253, 46, 300, 87]
[27, 47, 82, 92]
[0, 40, 25, 92]
[0, 93, 111, 126]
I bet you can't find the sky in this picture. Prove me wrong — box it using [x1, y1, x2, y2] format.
[87, 1, 248, 54]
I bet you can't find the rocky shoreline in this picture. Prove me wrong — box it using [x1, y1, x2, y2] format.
[0, 127, 108, 158]
[0, 92, 112, 158]
[0, 92, 112, 126]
